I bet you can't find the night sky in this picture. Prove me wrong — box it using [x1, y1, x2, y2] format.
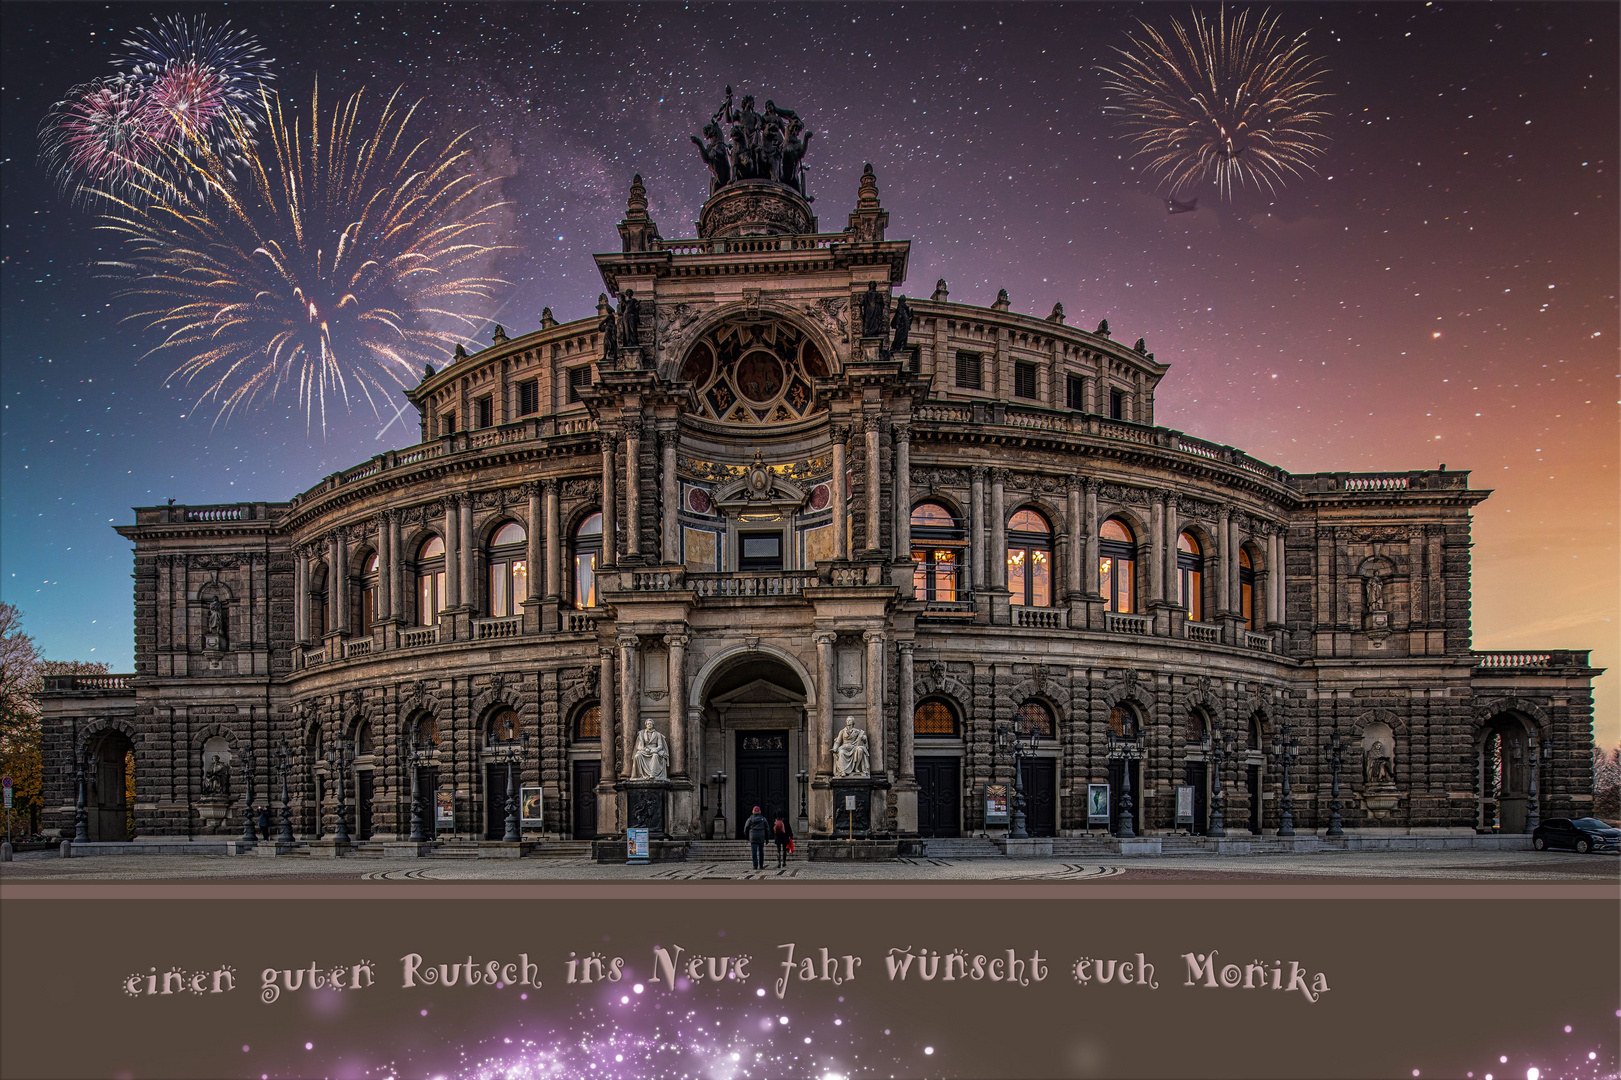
[2, 3, 1614, 744]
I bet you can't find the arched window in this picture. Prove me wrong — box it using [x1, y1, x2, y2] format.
[1247, 714, 1263, 750]
[1108, 704, 1138, 739]
[360, 552, 380, 633]
[1177, 532, 1204, 621]
[487, 707, 521, 745]
[416, 537, 447, 626]
[413, 716, 441, 748]
[1007, 509, 1052, 607]
[573, 703, 601, 743]
[1186, 710, 1207, 745]
[911, 502, 966, 601]
[914, 698, 960, 738]
[355, 721, 375, 756]
[1239, 548, 1256, 630]
[488, 521, 528, 618]
[311, 563, 331, 638]
[574, 513, 602, 609]
[1099, 519, 1136, 614]
[1015, 700, 1055, 739]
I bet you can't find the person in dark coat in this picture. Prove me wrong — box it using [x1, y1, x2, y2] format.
[744, 805, 770, 869]
[771, 809, 794, 867]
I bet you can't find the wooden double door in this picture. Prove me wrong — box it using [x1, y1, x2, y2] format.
[915, 756, 960, 837]
[735, 730, 790, 836]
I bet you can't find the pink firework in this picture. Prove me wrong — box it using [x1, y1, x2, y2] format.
[144, 61, 233, 146]
[39, 75, 163, 198]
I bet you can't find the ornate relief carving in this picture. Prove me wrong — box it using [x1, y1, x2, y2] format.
[561, 479, 601, 501]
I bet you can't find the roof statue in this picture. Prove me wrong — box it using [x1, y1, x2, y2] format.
[691, 86, 815, 196]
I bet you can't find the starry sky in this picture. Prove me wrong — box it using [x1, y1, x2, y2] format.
[2, 3, 1615, 745]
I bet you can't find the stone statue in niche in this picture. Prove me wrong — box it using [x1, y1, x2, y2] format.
[630, 719, 669, 781]
[889, 294, 912, 355]
[860, 282, 887, 339]
[618, 290, 641, 357]
[832, 717, 870, 778]
[1364, 573, 1387, 613]
[1365, 741, 1396, 787]
[201, 753, 231, 797]
[599, 300, 619, 365]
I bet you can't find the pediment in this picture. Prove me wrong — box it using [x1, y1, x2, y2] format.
[710, 677, 806, 707]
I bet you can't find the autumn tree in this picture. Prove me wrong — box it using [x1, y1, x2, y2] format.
[0, 603, 108, 837]
[1595, 745, 1621, 820]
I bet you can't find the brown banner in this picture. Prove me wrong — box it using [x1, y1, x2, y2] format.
[2, 885, 1617, 1079]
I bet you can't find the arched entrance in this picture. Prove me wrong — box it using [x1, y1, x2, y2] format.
[1477, 713, 1536, 832]
[694, 652, 809, 840]
[84, 729, 135, 841]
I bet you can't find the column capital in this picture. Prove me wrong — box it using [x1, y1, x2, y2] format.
[813, 631, 839, 647]
[663, 633, 690, 649]
[599, 433, 618, 455]
[989, 467, 1009, 485]
[895, 640, 915, 655]
[617, 632, 639, 650]
[863, 628, 886, 644]
[623, 417, 645, 440]
[598, 645, 616, 662]
[891, 420, 911, 444]
[1066, 474, 1084, 494]
[831, 422, 852, 443]
[970, 465, 987, 483]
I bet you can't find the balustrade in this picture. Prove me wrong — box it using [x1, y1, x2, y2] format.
[400, 626, 439, 649]
[1185, 621, 1221, 644]
[689, 571, 816, 598]
[1014, 606, 1067, 629]
[342, 638, 373, 659]
[473, 616, 523, 641]
[301, 647, 328, 666]
[1244, 632, 1274, 652]
[1473, 651, 1553, 669]
[566, 612, 600, 633]
[1105, 612, 1152, 635]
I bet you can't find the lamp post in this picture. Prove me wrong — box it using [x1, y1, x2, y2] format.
[327, 743, 351, 845]
[999, 719, 1043, 840]
[797, 769, 809, 820]
[1526, 740, 1544, 833]
[1107, 726, 1142, 840]
[275, 739, 296, 843]
[712, 771, 727, 836]
[1326, 732, 1345, 837]
[407, 740, 430, 844]
[240, 748, 258, 844]
[1202, 729, 1226, 838]
[1273, 724, 1298, 837]
[492, 733, 527, 843]
[73, 752, 93, 844]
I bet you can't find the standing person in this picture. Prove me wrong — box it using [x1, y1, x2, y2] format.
[744, 805, 770, 870]
[772, 809, 794, 867]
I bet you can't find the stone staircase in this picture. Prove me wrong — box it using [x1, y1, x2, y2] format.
[911, 837, 1004, 858]
[684, 840, 753, 861]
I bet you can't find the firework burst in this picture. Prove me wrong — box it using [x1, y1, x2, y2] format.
[1098, 7, 1333, 199]
[118, 16, 273, 152]
[39, 75, 165, 201]
[96, 84, 512, 435]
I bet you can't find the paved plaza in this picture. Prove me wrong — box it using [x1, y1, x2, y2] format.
[2, 846, 1615, 884]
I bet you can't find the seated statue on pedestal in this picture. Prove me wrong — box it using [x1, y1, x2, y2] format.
[832, 718, 870, 778]
[631, 719, 669, 781]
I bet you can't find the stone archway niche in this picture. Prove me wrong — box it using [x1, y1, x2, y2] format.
[690, 650, 809, 841]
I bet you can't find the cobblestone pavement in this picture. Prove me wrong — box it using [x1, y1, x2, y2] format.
[2, 847, 1616, 883]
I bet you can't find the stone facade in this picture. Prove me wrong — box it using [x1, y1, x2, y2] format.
[41, 139, 1602, 846]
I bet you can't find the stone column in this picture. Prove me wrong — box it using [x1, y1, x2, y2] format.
[1268, 528, 1285, 626]
[1228, 516, 1243, 617]
[1066, 479, 1084, 599]
[896, 641, 915, 781]
[1165, 495, 1181, 606]
[600, 434, 618, 567]
[1083, 372, 1097, 414]
[624, 420, 642, 559]
[388, 515, 404, 620]
[376, 515, 392, 623]
[864, 630, 886, 775]
[459, 495, 476, 611]
[330, 533, 348, 634]
[970, 466, 987, 590]
[990, 469, 1007, 589]
[665, 634, 688, 776]
[864, 416, 883, 553]
[1216, 507, 1232, 615]
[598, 647, 618, 783]
[893, 423, 911, 558]
[1148, 494, 1165, 606]
[814, 632, 836, 776]
[618, 633, 640, 776]
[831, 425, 849, 560]
[544, 480, 561, 599]
[1083, 480, 1100, 596]
[526, 485, 543, 601]
[660, 422, 679, 562]
[444, 501, 462, 609]
[295, 550, 310, 642]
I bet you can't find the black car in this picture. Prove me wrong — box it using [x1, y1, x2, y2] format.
[1531, 817, 1621, 854]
